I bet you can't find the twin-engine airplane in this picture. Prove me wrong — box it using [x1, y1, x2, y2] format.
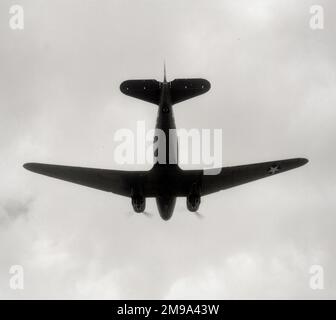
[24, 67, 308, 220]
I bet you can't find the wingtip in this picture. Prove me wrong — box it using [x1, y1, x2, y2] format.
[23, 163, 36, 171]
[299, 158, 309, 166]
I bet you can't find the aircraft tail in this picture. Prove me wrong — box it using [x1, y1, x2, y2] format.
[120, 78, 210, 105]
[169, 78, 210, 104]
[120, 79, 161, 105]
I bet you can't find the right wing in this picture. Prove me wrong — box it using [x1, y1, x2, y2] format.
[23, 163, 148, 197]
[196, 158, 308, 196]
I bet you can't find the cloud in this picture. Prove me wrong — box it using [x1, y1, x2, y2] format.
[0, 197, 32, 225]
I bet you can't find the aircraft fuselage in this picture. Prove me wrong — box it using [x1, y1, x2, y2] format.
[154, 78, 178, 220]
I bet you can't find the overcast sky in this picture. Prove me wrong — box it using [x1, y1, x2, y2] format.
[0, 0, 335, 299]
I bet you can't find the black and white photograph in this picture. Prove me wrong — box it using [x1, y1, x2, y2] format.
[0, 0, 335, 310]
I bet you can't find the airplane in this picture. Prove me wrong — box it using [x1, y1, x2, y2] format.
[23, 66, 308, 220]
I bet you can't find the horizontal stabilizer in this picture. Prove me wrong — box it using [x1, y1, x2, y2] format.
[170, 78, 210, 104]
[120, 79, 161, 105]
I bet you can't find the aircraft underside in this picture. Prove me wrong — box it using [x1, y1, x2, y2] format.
[23, 69, 308, 220]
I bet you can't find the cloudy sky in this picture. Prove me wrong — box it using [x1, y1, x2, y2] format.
[0, 0, 335, 299]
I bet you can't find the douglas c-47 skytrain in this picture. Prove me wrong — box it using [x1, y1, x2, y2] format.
[24, 67, 308, 220]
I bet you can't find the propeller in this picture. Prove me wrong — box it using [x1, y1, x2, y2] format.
[143, 211, 153, 218]
[194, 211, 204, 219]
[127, 211, 153, 218]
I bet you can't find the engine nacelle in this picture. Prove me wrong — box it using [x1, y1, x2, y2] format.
[132, 195, 146, 213]
[187, 194, 201, 212]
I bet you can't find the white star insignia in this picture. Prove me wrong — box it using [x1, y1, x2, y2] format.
[268, 165, 280, 175]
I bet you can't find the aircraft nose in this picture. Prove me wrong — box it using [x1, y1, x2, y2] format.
[156, 196, 176, 221]
[161, 213, 172, 221]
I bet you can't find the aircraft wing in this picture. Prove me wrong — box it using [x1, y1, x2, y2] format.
[24, 158, 308, 198]
[199, 158, 308, 196]
[23, 163, 147, 197]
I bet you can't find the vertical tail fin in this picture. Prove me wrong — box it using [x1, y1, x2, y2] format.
[163, 60, 167, 83]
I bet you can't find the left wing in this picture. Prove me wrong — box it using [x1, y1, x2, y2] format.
[23, 163, 147, 197]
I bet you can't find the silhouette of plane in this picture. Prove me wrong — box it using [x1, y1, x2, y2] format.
[24, 66, 308, 220]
